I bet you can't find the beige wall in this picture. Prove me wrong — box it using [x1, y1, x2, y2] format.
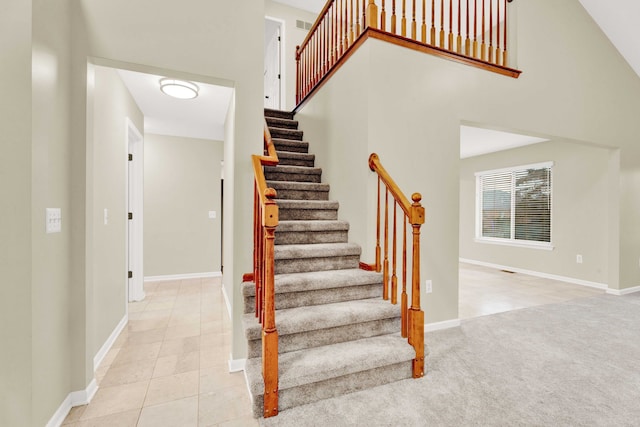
[144, 134, 223, 276]
[0, 1, 33, 425]
[460, 141, 611, 285]
[91, 65, 143, 356]
[297, 0, 640, 325]
[265, 0, 318, 111]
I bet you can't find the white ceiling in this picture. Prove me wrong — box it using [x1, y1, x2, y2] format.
[115, 1, 639, 153]
[117, 69, 233, 141]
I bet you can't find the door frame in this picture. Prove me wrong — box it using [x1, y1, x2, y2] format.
[126, 117, 145, 302]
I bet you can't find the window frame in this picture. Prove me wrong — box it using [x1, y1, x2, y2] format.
[474, 161, 554, 250]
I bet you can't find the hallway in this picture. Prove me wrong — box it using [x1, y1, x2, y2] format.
[62, 278, 257, 426]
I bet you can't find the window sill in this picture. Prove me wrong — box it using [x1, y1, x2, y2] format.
[474, 238, 555, 251]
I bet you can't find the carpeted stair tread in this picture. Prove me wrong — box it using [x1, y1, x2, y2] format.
[243, 298, 399, 340]
[245, 334, 415, 395]
[264, 108, 294, 120]
[276, 200, 339, 210]
[274, 242, 360, 260]
[242, 268, 381, 297]
[266, 116, 299, 129]
[266, 181, 329, 193]
[270, 127, 303, 141]
[276, 220, 348, 233]
[272, 138, 309, 153]
[264, 165, 322, 183]
[275, 151, 315, 167]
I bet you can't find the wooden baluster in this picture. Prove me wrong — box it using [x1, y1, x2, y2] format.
[456, 0, 462, 53]
[253, 184, 259, 317]
[391, 0, 397, 34]
[480, 0, 486, 61]
[344, 0, 349, 50]
[334, 3, 339, 62]
[258, 197, 265, 324]
[376, 176, 381, 272]
[401, 216, 408, 337]
[383, 187, 390, 300]
[503, 0, 508, 66]
[366, 0, 378, 29]
[322, 17, 327, 74]
[356, 0, 362, 34]
[473, 0, 478, 57]
[391, 201, 398, 304]
[448, 0, 453, 50]
[349, 0, 354, 44]
[296, 46, 302, 104]
[421, 0, 427, 42]
[339, 0, 343, 55]
[495, 0, 501, 65]
[430, 0, 436, 45]
[311, 36, 315, 87]
[408, 193, 425, 379]
[401, 0, 406, 37]
[439, 0, 445, 48]
[487, 0, 493, 62]
[411, 0, 417, 39]
[362, 0, 367, 31]
[465, 0, 470, 55]
[381, 0, 386, 31]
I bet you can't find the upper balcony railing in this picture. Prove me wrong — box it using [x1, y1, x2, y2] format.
[296, 0, 520, 107]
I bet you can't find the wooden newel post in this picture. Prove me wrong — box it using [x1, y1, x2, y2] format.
[366, 0, 379, 29]
[408, 192, 425, 378]
[262, 188, 279, 417]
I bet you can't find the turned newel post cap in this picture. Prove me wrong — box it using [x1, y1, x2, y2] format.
[265, 188, 277, 199]
[411, 193, 422, 204]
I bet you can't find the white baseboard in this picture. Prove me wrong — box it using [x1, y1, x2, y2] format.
[144, 271, 222, 282]
[46, 379, 98, 427]
[606, 285, 640, 296]
[425, 318, 461, 333]
[221, 284, 232, 321]
[460, 258, 608, 290]
[229, 356, 246, 372]
[94, 313, 128, 371]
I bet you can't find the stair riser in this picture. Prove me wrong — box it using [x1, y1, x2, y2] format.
[275, 230, 348, 245]
[264, 171, 321, 183]
[272, 189, 329, 201]
[273, 140, 309, 153]
[251, 361, 413, 417]
[275, 256, 360, 274]
[246, 317, 400, 358]
[270, 128, 303, 141]
[279, 208, 338, 221]
[266, 117, 298, 129]
[264, 109, 294, 120]
[243, 283, 381, 314]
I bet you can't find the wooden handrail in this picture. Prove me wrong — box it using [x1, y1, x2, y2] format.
[296, 0, 519, 107]
[250, 119, 280, 417]
[367, 152, 425, 378]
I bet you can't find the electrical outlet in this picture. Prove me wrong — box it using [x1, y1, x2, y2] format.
[425, 280, 433, 293]
[208, 210, 216, 219]
[46, 208, 62, 233]
[104, 208, 109, 225]
[576, 254, 583, 264]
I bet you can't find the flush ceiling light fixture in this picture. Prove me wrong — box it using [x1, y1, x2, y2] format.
[159, 78, 199, 99]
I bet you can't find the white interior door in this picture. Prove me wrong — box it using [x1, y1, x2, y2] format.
[264, 19, 281, 109]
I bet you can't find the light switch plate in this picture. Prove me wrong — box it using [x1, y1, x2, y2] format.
[208, 211, 216, 219]
[46, 208, 62, 233]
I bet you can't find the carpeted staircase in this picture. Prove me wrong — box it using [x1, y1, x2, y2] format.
[242, 109, 417, 417]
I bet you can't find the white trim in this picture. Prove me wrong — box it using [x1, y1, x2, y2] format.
[126, 117, 145, 303]
[424, 318, 461, 332]
[144, 271, 222, 282]
[606, 285, 640, 296]
[93, 314, 128, 371]
[46, 379, 98, 427]
[265, 15, 287, 109]
[221, 284, 233, 321]
[474, 237, 554, 251]
[460, 258, 608, 290]
[228, 356, 246, 372]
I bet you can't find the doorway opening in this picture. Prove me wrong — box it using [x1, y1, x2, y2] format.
[265, 17, 284, 109]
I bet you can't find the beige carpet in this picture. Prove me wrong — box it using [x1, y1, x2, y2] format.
[260, 292, 640, 426]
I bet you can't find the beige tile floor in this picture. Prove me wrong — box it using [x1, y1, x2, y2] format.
[459, 262, 605, 319]
[62, 277, 258, 427]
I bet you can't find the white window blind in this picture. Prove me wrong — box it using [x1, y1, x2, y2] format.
[476, 162, 553, 246]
